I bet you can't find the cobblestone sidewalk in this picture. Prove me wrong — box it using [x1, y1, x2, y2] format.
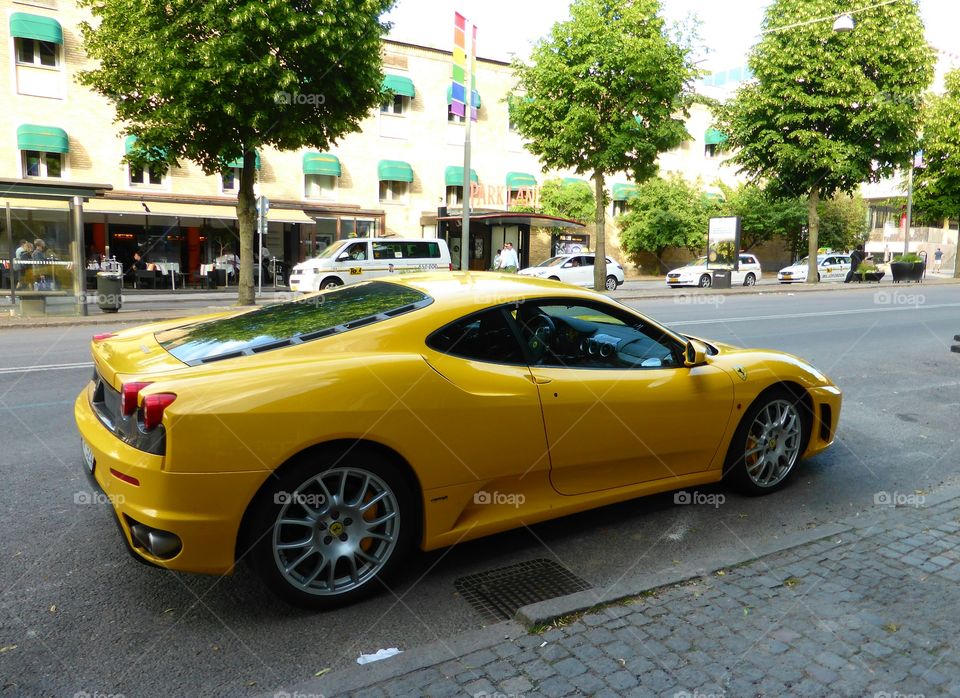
[309, 494, 960, 698]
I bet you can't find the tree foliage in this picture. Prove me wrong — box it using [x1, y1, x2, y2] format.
[717, 184, 806, 252]
[717, 0, 934, 283]
[510, 0, 696, 289]
[78, 0, 393, 304]
[914, 70, 960, 226]
[618, 175, 712, 272]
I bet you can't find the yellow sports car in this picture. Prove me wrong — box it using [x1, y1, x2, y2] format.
[75, 273, 841, 609]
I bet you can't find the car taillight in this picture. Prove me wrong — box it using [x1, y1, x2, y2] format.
[120, 381, 153, 416]
[93, 332, 116, 342]
[142, 393, 176, 431]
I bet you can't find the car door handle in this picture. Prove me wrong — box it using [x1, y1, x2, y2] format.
[528, 375, 552, 385]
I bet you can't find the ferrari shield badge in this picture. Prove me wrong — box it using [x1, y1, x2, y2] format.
[734, 366, 748, 381]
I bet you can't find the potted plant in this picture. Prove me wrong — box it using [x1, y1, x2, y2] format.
[855, 261, 884, 283]
[890, 253, 925, 283]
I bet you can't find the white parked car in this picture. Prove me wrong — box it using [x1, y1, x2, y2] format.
[518, 253, 625, 290]
[778, 254, 851, 283]
[665, 254, 762, 288]
[289, 237, 452, 292]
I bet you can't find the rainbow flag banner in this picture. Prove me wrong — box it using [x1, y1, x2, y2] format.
[450, 12, 477, 121]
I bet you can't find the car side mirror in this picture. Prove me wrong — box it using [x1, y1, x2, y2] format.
[337, 252, 351, 261]
[684, 339, 708, 368]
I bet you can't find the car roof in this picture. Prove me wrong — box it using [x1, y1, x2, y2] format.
[381, 271, 604, 306]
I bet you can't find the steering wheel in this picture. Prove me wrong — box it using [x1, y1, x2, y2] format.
[525, 314, 556, 360]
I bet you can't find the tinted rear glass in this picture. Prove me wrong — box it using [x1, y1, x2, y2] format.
[157, 281, 431, 365]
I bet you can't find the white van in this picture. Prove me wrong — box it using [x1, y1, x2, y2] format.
[288, 237, 452, 292]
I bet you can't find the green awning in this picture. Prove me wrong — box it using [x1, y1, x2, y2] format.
[563, 177, 589, 186]
[227, 151, 261, 170]
[124, 135, 170, 160]
[445, 85, 481, 109]
[506, 172, 537, 189]
[382, 74, 415, 98]
[303, 152, 341, 177]
[17, 124, 68, 153]
[378, 159, 413, 182]
[10, 13, 63, 44]
[444, 166, 478, 186]
[612, 183, 638, 201]
[705, 128, 728, 146]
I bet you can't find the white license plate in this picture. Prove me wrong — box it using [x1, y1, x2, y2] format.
[81, 439, 95, 472]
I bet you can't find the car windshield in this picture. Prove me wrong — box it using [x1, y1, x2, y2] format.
[313, 243, 347, 260]
[538, 256, 568, 267]
[688, 257, 707, 267]
[156, 282, 431, 365]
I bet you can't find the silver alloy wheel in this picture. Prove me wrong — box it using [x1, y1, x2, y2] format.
[605, 275, 617, 291]
[744, 273, 756, 286]
[742, 399, 803, 488]
[272, 467, 400, 596]
[699, 274, 712, 288]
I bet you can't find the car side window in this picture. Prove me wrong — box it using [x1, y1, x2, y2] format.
[373, 242, 403, 260]
[739, 255, 754, 266]
[513, 301, 683, 369]
[582, 256, 595, 267]
[342, 242, 368, 260]
[427, 308, 526, 365]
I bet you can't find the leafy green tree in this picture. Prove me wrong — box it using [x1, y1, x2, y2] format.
[914, 69, 960, 277]
[817, 194, 868, 253]
[717, 0, 934, 284]
[78, 0, 393, 304]
[510, 0, 696, 290]
[718, 184, 806, 252]
[618, 175, 712, 272]
[540, 179, 596, 222]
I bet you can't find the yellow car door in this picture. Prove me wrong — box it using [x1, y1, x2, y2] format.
[515, 300, 735, 496]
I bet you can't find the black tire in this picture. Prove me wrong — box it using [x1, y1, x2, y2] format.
[698, 274, 712, 288]
[743, 273, 756, 287]
[723, 387, 811, 496]
[319, 277, 343, 290]
[245, 447, 418, 610]
[548, 276, 561, 282]
[605, 275, 618, 291]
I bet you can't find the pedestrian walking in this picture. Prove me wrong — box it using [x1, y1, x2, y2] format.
[845, 244, 865, 283]
[934, 247, 943, 273]
[498, 242, 519, 273]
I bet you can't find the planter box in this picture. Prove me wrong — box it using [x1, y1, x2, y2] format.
[855, 270, 885, 283]
[890, 261, 925, 283]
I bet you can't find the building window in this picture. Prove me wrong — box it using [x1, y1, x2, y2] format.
[448, 107, 465, 124]
[130, 163, 165, 186]
[446, 186, 464, 207]
[379, 180, 407, 203]
[15, 38, 58, 68]
[705, 144, 718, 159]
[380, 94, 406, 115]
[305, 174, 337, 199]
[612, 200, 627, 217]
[221, 167, 241, 192]
[22, 151, 62, 178]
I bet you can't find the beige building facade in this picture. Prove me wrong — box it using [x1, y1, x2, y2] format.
[2, 0, 743, 313]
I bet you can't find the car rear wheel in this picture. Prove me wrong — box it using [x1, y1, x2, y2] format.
[724, 388, 809, 496]
[743, 273, 756, 286]
[246, 449, 417, 609]
[604, 275, 618, 291]
[698, 274, 712, 288]
[319, 277, 343, 290]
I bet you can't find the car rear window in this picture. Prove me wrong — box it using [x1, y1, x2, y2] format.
[156, 281, 432, 365]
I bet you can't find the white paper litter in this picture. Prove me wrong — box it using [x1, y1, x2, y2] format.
[356, 648, 403, 665]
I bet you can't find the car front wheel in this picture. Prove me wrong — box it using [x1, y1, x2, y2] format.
[605, 275, 618, 291]
[724, 388, 809, 496]
[319, 277, 343, 290]
[246, 449, 417, 609]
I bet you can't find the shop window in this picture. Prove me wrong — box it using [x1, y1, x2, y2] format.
[379, 180, 407, 203]
[380, 94, 406, 115]
[15, 38, 59, 68]
[22, 151, 62, 178]
[130, 163, 165, 186]
[305, 174, 337, 199]
[221, 167, 241, 192]
[446, 185, 463, 207]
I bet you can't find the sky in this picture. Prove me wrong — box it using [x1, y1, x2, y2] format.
[383, 0, 959, 72]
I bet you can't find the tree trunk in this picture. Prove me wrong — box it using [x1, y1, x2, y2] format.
[807, 187, 820, 284]
[236, 150, 257, 305]
[593, 172, 606, 291]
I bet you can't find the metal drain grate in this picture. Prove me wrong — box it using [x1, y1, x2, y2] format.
[455, 558, 592, 623]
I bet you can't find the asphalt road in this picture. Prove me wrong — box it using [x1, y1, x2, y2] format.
[1, 284, 958, 697]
